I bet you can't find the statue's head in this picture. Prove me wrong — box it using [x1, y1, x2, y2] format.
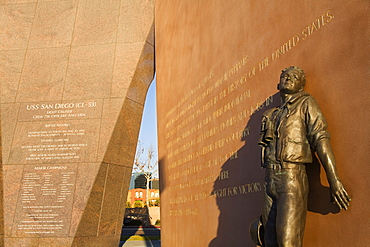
[278, 66, 306, 94]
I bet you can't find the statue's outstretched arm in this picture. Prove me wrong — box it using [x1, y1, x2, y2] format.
[316, 138, 351, 210]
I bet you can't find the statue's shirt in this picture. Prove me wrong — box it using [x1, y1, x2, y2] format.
[259, 91, 330, 166]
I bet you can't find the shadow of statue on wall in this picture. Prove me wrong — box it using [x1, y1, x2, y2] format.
[209, 93, 280, 247]
[306, 156, 340, 214]
[209, 92, 340, 247]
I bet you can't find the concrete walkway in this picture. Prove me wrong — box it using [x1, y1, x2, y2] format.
[120, 226, 161, 247]
[119, 240, 161, 247]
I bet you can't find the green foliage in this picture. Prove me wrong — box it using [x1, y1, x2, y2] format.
[125, 201, 131, 208]
[133, 200, 144, 208]
[149, 199, 160, 207]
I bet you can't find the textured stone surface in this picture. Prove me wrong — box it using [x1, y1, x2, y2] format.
[0, 103, 20, 164]
[0, 115, 3, 246]
[68, 163, 100, 236]
[16, 47, 69, 102]
[0, 3, 36, 50]
[118, 0, 154, 43]
[63, 44, 116, 100]
[102, 98, 144, 166]
[0, 0, 36, 4]
[28, 1, 77, 48]
[97, 164, 127, 235]
[112, 42, 146, 98]
[72, 0, 120, 46]
[3, 165, 23, 236]
[0, 0, 155, 245]
[0, 50, 26, 103]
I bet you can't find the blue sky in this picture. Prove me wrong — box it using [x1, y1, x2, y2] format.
[137, 76, 158, 158]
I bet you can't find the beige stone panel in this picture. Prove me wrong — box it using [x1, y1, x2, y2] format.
[0, 49, 25, 103]
[16, 47, 69, 102]
[98, 164, 125, 235]
[71, 236, 119, 247]
[111, 42, 144, 98]
[102, 98, 143, 166]
[0, 3, 36, 50]
[28, 1, 77, 48]
[115, 166, 131, 231]
[63, 44, 115, 100]
[17, 99, 103, 122]
[73, 163, 107, 237]
[1, 103, 20, 164]
[117, 0, 154, 43]
[11, 164, 78, 237]
[3, 165, 23, 236]
[37, 238, 73, 247]
[0, 1, 36, 4]
[8, 118, 101, 164]
[69, 163, 100, 236]
[156, 1, 369, 246]
[97, 97, 125, 162]
[72, 0, 120, 46]
[125, 41, 154, 104]
[4, 237, 39, 247]
[37, 0, 72, 2]
[146, 21, 154, 46]
[0, 164, 3, 242]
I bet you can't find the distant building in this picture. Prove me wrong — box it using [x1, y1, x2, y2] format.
[127, 188, 160, 206]
[127, 173, 160, 207]
[129, 173, 143, 189]
[135, 174, 147, 189]
[151, 178, 159, 190]
[129, 172, 158, 189]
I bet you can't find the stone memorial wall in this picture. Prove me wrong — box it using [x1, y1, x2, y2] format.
[1, 0, 154, 246]
[1, 1, 369, 246]
[156, 1, 369, 246]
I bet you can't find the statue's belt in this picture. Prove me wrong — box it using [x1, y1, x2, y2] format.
[266, 162, 305, 170]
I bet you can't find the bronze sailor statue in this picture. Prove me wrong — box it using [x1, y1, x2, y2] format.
[252, 66, 351, 247]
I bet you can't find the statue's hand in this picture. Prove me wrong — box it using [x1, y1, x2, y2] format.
[331, 180, 351, 210]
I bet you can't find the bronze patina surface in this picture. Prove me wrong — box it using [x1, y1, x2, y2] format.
[258, 66, 351, 246]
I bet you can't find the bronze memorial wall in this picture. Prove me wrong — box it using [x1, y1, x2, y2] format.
[1, 0, 154, 246]
[156, 1, 369, 246]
